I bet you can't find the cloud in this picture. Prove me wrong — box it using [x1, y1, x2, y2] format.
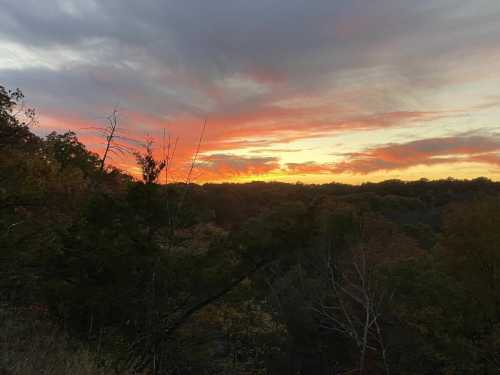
[194, 132, 500, 181]
[2, 0, 499, 117]
[198, 108, 461, 154]
[197, 153, 280, 180]
[285, 161, 334, 175]
[334, 134, 500, 174]
[1, 0, 500, 182]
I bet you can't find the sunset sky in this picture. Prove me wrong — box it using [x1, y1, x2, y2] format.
[1, 0, 500, 183]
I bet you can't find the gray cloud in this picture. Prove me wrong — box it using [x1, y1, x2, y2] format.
[1, 0, 499, 146]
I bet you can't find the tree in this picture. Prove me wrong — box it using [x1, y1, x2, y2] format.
[0, 85, 38, 150]
[313, 245, 390, 375]
[134, 139, 166, 184]
[441, 198, 500, 322]
[100, 108, 119, 171]
[45, 131, 101, 176]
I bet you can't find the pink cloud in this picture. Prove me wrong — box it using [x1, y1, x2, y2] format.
[334, 135, 500, 174]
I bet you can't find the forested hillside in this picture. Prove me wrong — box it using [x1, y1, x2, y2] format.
[2, 85, 500, 374]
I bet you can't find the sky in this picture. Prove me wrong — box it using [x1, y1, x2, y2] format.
[1, 0, 500, 184]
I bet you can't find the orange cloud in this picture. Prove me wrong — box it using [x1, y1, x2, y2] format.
[285, 161, 334, 174]
[196, 153, 280, 181]
[36, 106, 474, 183]
[334, 135, 500, 174]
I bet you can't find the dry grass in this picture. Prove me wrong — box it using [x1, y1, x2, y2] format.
[0, 305, 130, 375]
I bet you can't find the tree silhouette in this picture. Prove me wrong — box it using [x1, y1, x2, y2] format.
[134, 138, 166, 184]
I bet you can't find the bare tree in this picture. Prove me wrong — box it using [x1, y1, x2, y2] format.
[100, 108, 119, 171]
[313, 245, 390, 375]
[81, 108, 136, 172]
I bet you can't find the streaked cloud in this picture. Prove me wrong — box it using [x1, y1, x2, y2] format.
[197, 153, 280, 181]
[334, 134, 500, 174]
[285, 162, 334, 175]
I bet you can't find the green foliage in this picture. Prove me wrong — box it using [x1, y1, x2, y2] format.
[381, 258, 473, 373]
[379, 198, 500, 374]
[236, 201, 311, 264]
[45, 131, 101, 176]
[441, 198, 500, 321]
[0, 85, 38, 150]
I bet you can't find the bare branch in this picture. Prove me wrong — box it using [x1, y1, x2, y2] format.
[100, 107, 119, 171]
[185, 119, 206, 186]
